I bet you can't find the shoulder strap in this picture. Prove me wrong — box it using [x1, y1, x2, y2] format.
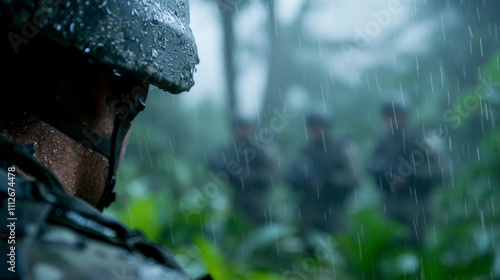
[0, 136, 65, 194]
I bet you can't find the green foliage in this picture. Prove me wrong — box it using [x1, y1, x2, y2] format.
[120, 195, 161, 241]
[196, 237, 228, 280]
[485, 52, 500, 84]
[192, 237, 282, 280]
[336, 208, 408, 278]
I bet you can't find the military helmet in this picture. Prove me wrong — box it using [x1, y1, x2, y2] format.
[305, 112, 332, 127]
[0, 0, 199, 93]
[232, 116, 254, 128]
[380, 97, 409, 118]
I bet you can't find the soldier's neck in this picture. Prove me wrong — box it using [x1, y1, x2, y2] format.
[2, 119, 106, 206]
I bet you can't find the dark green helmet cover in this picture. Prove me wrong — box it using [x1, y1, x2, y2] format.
[0, 0, 199, 93]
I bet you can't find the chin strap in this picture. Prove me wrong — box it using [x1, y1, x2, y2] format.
[96, 90, 146, 210]
[35, 88, 146, 211]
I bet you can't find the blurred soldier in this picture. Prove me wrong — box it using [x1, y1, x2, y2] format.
[209, 118, 278, 226]
[0, 0, 202, 279]
[368, 99, 448, 245]
[285, 113, 359, 237]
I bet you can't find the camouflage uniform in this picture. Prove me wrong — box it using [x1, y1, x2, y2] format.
[209, 120, 277, 225]
[369, 102, 449, 244]
[285, 115, 359, 235]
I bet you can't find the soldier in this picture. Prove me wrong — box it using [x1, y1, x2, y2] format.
[368, 99, 448, 245]
[285, 113, 359, 237]
[0, 0, 203, 279]
[208, 118, 277, 226]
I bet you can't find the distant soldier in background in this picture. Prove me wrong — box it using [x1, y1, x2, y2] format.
[285, 113, 360, 237]
[209, 118, 278, 226]
[368, 99, 449, 245]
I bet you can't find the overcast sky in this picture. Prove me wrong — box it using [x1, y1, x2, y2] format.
[168, 0, 443, 117]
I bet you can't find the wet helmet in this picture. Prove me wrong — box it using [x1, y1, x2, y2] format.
[305, 112, 332, 127]
[380, 97, 409, 118]
[0, 0, 198, 93]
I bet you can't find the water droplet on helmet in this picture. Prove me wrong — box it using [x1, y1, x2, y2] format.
[152, 49, 159, 58]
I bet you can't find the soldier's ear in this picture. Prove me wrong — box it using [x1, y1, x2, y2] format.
[58, 67, 113, 130]
[92, 72, 112, 120]
[79, 69, 113, 129]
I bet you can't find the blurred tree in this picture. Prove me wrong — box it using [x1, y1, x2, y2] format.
[216, 0, 237, 121]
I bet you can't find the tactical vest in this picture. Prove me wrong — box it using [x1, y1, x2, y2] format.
[0, 136, 192, 280]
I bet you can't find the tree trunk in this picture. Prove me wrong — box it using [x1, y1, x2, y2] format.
[260, 0, 282, 124]
[218, 4, 237, 123]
